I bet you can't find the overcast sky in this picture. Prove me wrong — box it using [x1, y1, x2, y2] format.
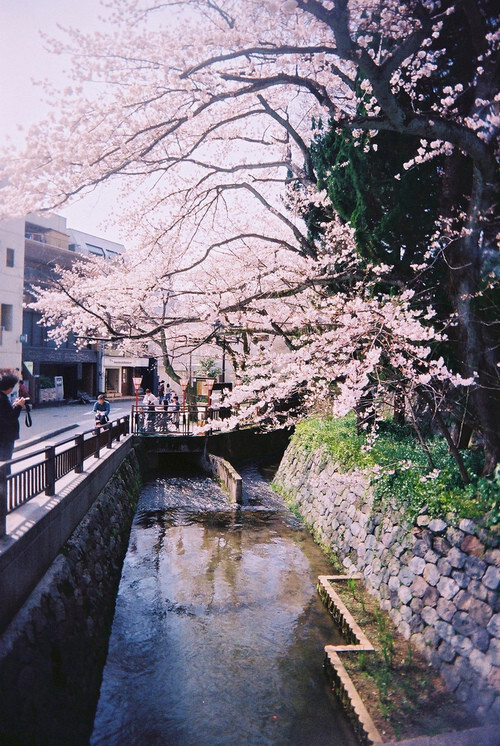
[0, 0, 126, 243]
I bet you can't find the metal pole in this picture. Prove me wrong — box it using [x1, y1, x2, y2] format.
[0, 464, 7, 538]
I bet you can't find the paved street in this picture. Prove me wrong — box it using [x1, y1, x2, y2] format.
[15, 398, 135, 454]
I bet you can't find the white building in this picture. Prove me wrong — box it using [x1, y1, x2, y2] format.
[0, 217, 25, 372]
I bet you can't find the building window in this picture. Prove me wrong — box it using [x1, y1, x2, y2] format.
[6, 248, 14, 267]
[0, 304, 13, 331]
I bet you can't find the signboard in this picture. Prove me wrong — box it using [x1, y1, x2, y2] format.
[54, 375, 64, 401]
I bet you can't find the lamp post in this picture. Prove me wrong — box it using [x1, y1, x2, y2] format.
[212, 320, 225, 383]
[212, 320, 241, 384]
[132, 376, 142, 409]
[180, 377, 189, 408]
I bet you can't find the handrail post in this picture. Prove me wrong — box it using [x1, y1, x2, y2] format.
[107, 421, 113, 449]
[45, 445, 56, 496]
[94, 430, 100, 459]
[0, 463, 8, 537]
[75, 433, 84, 473]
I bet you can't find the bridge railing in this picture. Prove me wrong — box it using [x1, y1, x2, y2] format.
[131, 404, 208, 435]
[0, 415, 130, 538]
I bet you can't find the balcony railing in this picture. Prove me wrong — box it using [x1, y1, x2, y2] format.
[0, 415, 129, 537]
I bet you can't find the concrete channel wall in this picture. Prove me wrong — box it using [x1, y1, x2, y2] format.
[203, 453, 243, 503]
[0, 438, 136, 634]
[273, 442, 500, 725]
[0, 446, 142, 745]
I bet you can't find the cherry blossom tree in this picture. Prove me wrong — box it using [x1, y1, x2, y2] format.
[1, 0, 498, 471]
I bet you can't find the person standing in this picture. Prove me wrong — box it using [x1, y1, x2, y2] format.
[171, 394, 180, 430]
[158, 381, 165, 404]
[164, 383, 172, 405]
[142, 388, 158, 432]
[0, 374, 26, 463]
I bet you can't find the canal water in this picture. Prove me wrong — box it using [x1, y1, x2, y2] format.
[90, 464, 358, 745]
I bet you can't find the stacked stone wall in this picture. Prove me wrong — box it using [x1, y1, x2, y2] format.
[274, 442, 500, 724]
[0, 449, 142, 745]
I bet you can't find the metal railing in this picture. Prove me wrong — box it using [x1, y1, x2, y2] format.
[131, 404, 227, 436]
[131, 405, 197, 435]
[0, 415, 130, 537]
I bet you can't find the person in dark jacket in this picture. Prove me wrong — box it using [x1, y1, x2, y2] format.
[0, 374, 26, 463]
[93, 393, 111, 430]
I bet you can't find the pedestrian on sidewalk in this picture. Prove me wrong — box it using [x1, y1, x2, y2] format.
[0, 374, 27, 464]
[93, 393, 111, 431]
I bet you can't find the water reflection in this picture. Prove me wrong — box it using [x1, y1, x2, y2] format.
[91, 469, 358, 745]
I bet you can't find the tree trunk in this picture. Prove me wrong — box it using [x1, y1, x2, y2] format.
[443, 162, 500, 476]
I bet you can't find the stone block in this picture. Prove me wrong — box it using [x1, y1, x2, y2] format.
[411, 576, 429, 598]
[388, 575, 400, 592]
[408, 556, 426, 575]
[423, 625, 439, 648]
[454, 590, 473, 611]
[410, 596, 424, 614]
[399, 566, 415, 587]
[470, 625, 491, 653]
[437, 576, 460, 601]
[461, 534, 485, 557]
[416, 514, 430, 527]
[452, 611, 476, 636]
[423, 563, 441, 586]
[459, 518, 477, 535]
[469, 648, 492, 678]
[467, 578, 488, 601]
[448, 546, 467, 569]
[446, 527, 465, 545]
[451, 570, 469, 589]
[487, 614, 500, 639]
[429, 518, 448, 534]
[433, 536, 452, 555]
[483, 565, 500, 591]
[437, 557, 452, 576]
[484, 548, 500, 567]
[489, 638, 500, 666]
[436, 597, 457, 622]
[421, 605, 439, 626]
[413, 538, 431, 557]
[468, 597, 493, 627]
[438, 640, 456, 663]
[398, 585, 412, 605]
[422, 585, 440, 607]
[450, 634, 473, 657]
[465, 555, 487, 580]
[424, 549, 440, 564]
[487, 665, 500, 691]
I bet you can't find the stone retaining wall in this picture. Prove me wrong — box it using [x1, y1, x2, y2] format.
[274, 442, 500, 724]
[0, 449, 142, 745]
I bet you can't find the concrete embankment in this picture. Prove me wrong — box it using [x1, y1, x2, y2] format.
[0, 448, 142, 745]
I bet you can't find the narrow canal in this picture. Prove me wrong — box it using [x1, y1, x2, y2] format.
[90, 463, 358, 745]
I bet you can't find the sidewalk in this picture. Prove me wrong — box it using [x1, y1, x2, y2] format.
[15, 399, 134, 453]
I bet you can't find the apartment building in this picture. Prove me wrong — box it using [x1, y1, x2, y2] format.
[1, 213, 149, 403]
[0, 217, 25, 372]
